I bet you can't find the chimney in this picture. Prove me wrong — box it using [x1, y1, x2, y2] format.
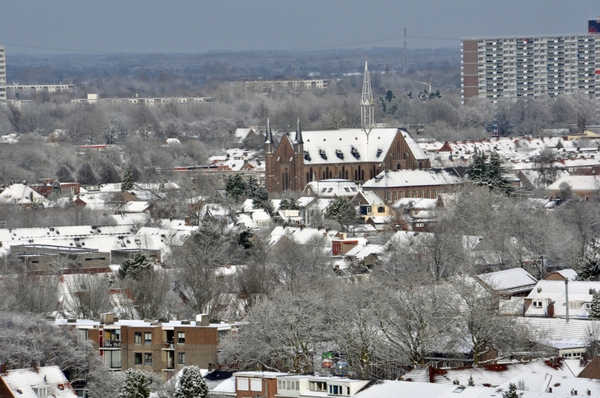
[196, 314, 209, 326]
[0, 363, 6, 375]
[31, 361, 38, 372]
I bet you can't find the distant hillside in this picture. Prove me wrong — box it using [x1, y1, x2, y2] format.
[6, 47, 459, 85]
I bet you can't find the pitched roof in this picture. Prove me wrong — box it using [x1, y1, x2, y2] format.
[0, 365, 76, 398]
[363, 168, 463, 189]
[301, 128, 426, 165]
[475, 268, 538, 294]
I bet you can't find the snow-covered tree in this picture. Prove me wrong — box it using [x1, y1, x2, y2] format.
[119, 252, 151, 280]
[121, 165, 134, 192]
[467, 150, 512, 194]
[119, 368, 159, 398]
[174, 366, 209, 398]
[590, 292, 600, 320]
[225, 174, 246, 202]
[252, 185, 273, 215]
[324, 196, 358, 231]
[578, 247, 600, 281]
[502, 383, 519, 398]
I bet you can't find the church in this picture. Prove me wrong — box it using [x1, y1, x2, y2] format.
[265, 61, 430, 194]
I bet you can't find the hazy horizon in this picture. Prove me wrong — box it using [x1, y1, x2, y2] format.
[1, 0, 599, 55]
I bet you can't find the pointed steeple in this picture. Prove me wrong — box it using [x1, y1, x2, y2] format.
[265, 118, 273, 144]
[361, 59, 375, 133]
[265, 118, 274, 153]
[295, 118, 303, 144]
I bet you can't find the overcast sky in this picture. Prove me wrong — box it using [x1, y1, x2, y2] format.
[1, 1, 599, 54]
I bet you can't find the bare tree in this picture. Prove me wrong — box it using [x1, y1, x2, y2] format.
[64, 272, 113, 319]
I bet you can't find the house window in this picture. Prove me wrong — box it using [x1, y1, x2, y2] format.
[178, 352, 185, 365]
[177, 332, 185, 344]
[329, 385, 347, 395]
[570, 301, 582, 309]
[134, 353, 142, 365]
[387, 191, 392, 202]
[144, 353, 152, 365]
[250, 378, 262, 391]
[310, 382, 327, 391]
[532, 301, 543, 308]
[134, 332, 142, 344]
[144, 332, 152, 344]
[378, 206, 385, 213]
[237, 378, 249, 391]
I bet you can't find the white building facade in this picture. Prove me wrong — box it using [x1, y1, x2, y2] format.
[462, 34, 600, 104]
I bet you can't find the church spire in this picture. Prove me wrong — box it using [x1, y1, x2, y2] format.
[361, 59, 375, 133]
[265, 118, 274, 153]
[295, 118, 303, 144]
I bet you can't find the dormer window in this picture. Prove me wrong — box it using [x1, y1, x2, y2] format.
[351, 146, 360, 159]
[304, 151, 311, 161]
[319, 149, 327, 160]
[376, 148, 383, 158]
[32, 386, 48, 397]
[336, 149, 344, 160]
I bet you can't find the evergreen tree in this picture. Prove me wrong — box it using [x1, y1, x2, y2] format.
[467, 151, 488, 185]
[487, 152, 512, 194]
[578, 247, 600, 281]
[467, 375, 475, 386]
[119, 253, 151, 280]
[226, 174, 247, 202]
[590, 291, 600, 320]
[502, 383, 519, 398]
[174, 366, 209, 398]
[324, 196, 358, 230]
[119, 369, 152, 398]
[51, 180, 62, 198]
[467, 151, 512, 194]
[279, 197, 299, 211]
[252, 186, 273, 215]
[121, 165, 135, 192]
[246, 176, 258, 199]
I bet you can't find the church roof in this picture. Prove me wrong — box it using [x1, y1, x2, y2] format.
[300, 128, 426, 165]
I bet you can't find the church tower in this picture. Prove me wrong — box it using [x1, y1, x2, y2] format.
[361, 59, 375, 133]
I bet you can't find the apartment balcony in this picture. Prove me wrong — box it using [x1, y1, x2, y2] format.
[162, 341, 175, 350]
[100, 340, 122, 349]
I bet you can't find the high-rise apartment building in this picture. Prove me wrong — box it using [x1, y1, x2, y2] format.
[0, 46, 5, 103]
[462, 34, 600, 104]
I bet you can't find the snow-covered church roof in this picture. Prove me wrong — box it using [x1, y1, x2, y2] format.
[300, 128, 427, 165]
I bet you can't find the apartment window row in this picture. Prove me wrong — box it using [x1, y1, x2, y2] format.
[237, 378, 262, 392]
[329, 385, 350, 396]
[278, 380, 300, 390]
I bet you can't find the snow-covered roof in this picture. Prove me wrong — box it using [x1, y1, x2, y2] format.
[234, 128, 255, 142]
[362, 169, 463, 189]
[304, 179, 359, 197]
[301, 128, 426, 165]
[345, 243, 385, 260]
[475, 268, 538, 294]
[269, 226, 339, 246]
[392, 197, 438, 209]
[0, 183, 46, 205]
[0, 365, 76, 398]
[357, 190, 385, 206]
[547, 175, 600, 192]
